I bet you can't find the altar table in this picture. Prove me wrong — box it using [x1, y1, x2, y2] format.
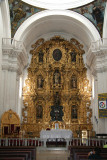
[40, 129, 72, 139]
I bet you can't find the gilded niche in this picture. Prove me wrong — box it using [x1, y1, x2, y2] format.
[22, 36, 92, 137]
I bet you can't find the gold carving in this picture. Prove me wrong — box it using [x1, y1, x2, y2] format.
[22, 36, 92, 138]
[1, 109, 20, 137]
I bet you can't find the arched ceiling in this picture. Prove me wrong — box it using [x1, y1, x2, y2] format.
[9, 0, 106, 38]
[14, 10, 101, 51]
[22, 0, 94, 10]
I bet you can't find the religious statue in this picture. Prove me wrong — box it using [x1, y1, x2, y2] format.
[39, 50, 44, 62]
[36, 105, 43, 119]
[37, 75, 44, 88]
[70, 51, 76, 62]
[71, 76, 77, 88]
[71, 105, 77, 119]
[50, 92, 64, 121]
[53, 69, 61, 85]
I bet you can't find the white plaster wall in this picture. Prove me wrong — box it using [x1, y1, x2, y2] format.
[1, 47, 28, 121]
[1, 70, 17, 112]
[0, 7, 4, 119]
[87, 50, 107, 134]
[0, 0, 11, 38]
[103, 2, 107, 43]
[0, 0, 11, 119]
[18, 75, 23, 121]
[0, 0, 11, 120]
[0, 0, 28, 122]
[96, 71, 107, 134]
[93, 75, 99, 134]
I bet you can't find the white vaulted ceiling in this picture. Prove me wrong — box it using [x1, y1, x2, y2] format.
[14, 10, 101, 51]
[22, 0, 94, 9]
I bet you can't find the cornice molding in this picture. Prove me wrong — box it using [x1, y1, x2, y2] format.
[2, 43, 28, 74]
[86, 46, 107, 74]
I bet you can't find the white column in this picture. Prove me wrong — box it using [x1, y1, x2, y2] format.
[86, 44, 107, 134]
[0, 4, 4, 119]
[103, 2, 107, 42]
[1, 68, 18, 112]
[0, 0, 11, 119]
[17, 75, 23, 121]
[1, 43, 28, 119]
[94, 75, 99, 134]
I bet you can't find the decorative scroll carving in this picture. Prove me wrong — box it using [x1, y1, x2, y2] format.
[22, 36, 92, 138]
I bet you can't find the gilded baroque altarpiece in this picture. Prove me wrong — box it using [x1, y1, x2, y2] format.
[22, 36, 92, 137]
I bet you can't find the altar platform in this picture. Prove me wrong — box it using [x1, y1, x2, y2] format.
[40, 129, 72, 148]
[40, 129, 72, 139]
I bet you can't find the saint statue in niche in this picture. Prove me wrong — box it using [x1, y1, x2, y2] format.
[71, 76, 77, 88]
[70, 51, 76, 62]
[50, 92, 64, 121]
[36, 105, 43, 119]
[39, 50, 44, 62]
[55, 123, 59, 129]
[71, 105, 77, 119]
[37, 75, 44, 88]
[53, 69, 61, 85]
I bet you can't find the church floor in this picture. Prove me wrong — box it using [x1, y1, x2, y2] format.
[36, 147, 70, 160]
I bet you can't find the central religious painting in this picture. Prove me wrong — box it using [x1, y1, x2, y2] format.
[22, 36, 92, 137]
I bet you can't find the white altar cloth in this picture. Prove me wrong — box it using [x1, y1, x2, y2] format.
[40, 129, 72, 139]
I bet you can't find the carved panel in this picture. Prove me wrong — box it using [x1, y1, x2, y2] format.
[22, 36, 92, 137]
[1, 109, 20, 137]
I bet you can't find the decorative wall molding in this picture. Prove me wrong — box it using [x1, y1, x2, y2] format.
[86, 40, 107, 75]
[0, 38, 28, 117]
[2, 38, 28, 75]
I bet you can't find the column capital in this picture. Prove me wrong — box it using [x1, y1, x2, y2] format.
[86, 41, 107, 75]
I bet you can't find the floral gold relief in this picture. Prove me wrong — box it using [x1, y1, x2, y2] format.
[22, 36, 92, 138]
